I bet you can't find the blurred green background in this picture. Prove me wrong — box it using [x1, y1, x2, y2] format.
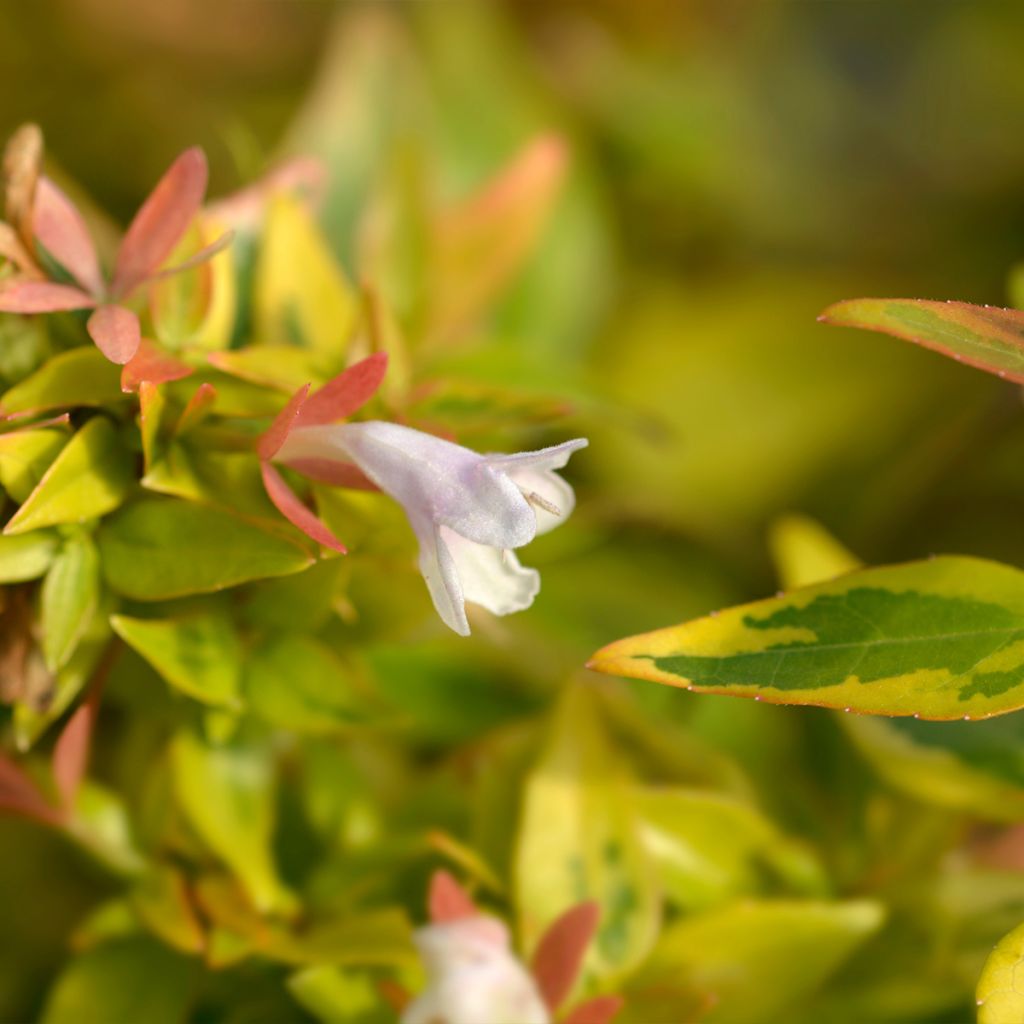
[6, 1, 1024, 1021]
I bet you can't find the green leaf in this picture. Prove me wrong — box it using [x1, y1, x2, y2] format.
[97, 498, 313, 600]
[769, 514, 861, 591]
[820, 298, 1024, 383]
[287, 966, 390, 1024]
[209, 345, 335, 392]
[1, 347, 123, 415]
[0, 428, 67, 503]
[515, 684, 659, 978]
[40, 531, 100, 671]
[111, 611, 244, 709]
[626, 900, 884, 1024]
[5, 418, 134, 535]
[40, 937, 197, 1024]
[255, 193, 357, 356]
[245, 633, 371, 733]
[589, 556, 1024, 721]
[0, 529, 58, 582]
[977, 919, 1024, 1024]
[170, 729, 289, 912]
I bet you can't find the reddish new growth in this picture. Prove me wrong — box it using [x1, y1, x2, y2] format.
[0, 124, 228, 370]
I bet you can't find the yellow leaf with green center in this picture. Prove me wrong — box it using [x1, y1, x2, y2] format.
[977, 919, 1024, 1024]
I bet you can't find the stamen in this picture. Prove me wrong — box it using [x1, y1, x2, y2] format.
[522, 489, 561, 517]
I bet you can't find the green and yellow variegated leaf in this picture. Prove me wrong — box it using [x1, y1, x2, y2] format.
[1, 347, 123, 415]
[820, 298, 1024, 382]
[589, 556, 1024, 721]
[977, 919, 1024, 1024]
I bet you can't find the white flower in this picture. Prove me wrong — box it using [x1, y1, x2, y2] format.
[277, 421, 587, 635]
[401, 916, 551, 1024]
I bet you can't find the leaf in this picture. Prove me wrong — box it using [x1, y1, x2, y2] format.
[3, 123, 42, 242]
[0, 279, 95, 313]
[627, 900, 883, 1023]
[52, 685, 101, 809]
[129, 866, 206, 955]
[86, 304, 141, 365]
[819, 298, 1024, 383]
[112, 147, 208, 297]
[589, 555, 1024, 721]
[40, 531, 100, 670]
[119, 340, 192, 393]
[260, 462, 346, 553]
[209, 345, 331, 392]
[1, 347, 123, 415]
[768, 514, 861, 591]
[257, 383, 310, 460]
[287, 966, 389, 1024]
[0, 752, 61, 825]
[111, 612, 244, 709]
[245, 632, 371, 733]
[428, 869, 478, 923]
[138, 381, 166, 471]
[40, 937, 197, 1024]
[255, 192, 358, 354]
[5, 417, 134, 535]
[295, 352, 389, 428]
[977, 919, 1024, 1024]
[97, 498, 313, 600]
[171, 729, 287, 912]
[0, 427, 66, 502]
[515, 685, 659, 979]
[33, 177, 103, 296]
[532, 902, 600, 1013]
[0, 529, 57, 581]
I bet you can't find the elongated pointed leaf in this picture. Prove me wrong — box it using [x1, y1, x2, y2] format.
[87, 304, 141, 365]
[0, 428, 66, 502]
[40, 532, 100, 670]
[52, 685, 101, 809]
[0, 280, 95, 313]
[33, 177, 103, 296]
[589, 556, 1024, 721]
[0, 347, 123, 415]
[260, 462, 346, 553]
[532, 902, 600, 1012]
[295, 352, 388, 427]
[112, 147, 208, 297]
[820, 298, 1024, 382]
[119, 339, 192, 393]
[3, 123, 42, 242]
[97, 498, 313, 600]
[5, 417, 133, 535]
[111, 612, 244, 708]
[977, 919, 1024, 1024]
[428, 870, 478, 923]
[561, 996, 624, 1024]
[0, 530, 58, 582]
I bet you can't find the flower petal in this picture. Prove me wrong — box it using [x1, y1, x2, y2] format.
[507, 466, 576, 535]
[33, 177, 104, 296]
[442, 527, 539, 618]
[485, 437, 588, 474]
[87, 304, 141, 364]
[0, 279, 95, 313]
[281, 456, 378, 491]
[260, 461, 346, 553]
[416, 521, 469, 636]
[294, 352, 389, 427]
[112, 146, 208, 297]
[428, 870, 479, 923]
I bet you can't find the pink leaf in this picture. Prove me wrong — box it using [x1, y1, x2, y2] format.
[0, 222, 42, 276]
[560, 996, 625, 1024]
[0, 754, 61, 826]
[146, 229, 234, 283]
[52, 687, 101, 810]
[120, 339, 193, 392]
[175, 382, 217, 436]
[261, 461, 346, 553]
[33, 177, 104, 296]
[532, 902, 601, 1012]
[0, 279, 95, 313]
[87, 304, 141, 364]
[112, 147, 208, 297]
[295, 353, 389, 427]
[257, 384, 310, 461]
[281, 456, 378, 491]
[428, 870, 478, 923]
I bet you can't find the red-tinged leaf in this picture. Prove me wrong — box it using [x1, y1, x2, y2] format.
[0, 222, 42, 276]
[376, 979, 411, 1014]
[257, 384, 310, 461]
[0, 753, 60, 826]
[33, 177, 103, 296]
[3, 123, 42, 242]
[147, 229, 234, 283]
[112, 147, 208, 297]
[260, 461, 346, 553]
[561, 996, 625, 1024]
[428, 869, 478, 923]
[52, 687, 101, 809]
[175, 382, 217, 436]
[120, 339, 193, 392]
[281, 457, 378, 491]
[819, 298, 1024, 382]
[0, 279, 95, 313]
[532, 902, 600, 1012]
[294, 352, 388, 428]
[206, 156, 327, 232]
[87, 304, 141, 364]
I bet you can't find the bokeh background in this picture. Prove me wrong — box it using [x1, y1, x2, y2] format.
[5, 1, 1024, 1021]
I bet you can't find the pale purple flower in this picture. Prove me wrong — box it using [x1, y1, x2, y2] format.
[277, 421, 587, 635]
[401, 916, 551, 1024]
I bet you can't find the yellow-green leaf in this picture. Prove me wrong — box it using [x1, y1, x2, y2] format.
[5, 418, 134, 535]
[0, 428, 67, 503]
[589, 556, 1024, 721]
[769, 514, 861, 591]
[40, 531, 100, 671]
[1, 347, 123, 415]
[977, 919, 1024, 1024]
[0, 530, 58, 582]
